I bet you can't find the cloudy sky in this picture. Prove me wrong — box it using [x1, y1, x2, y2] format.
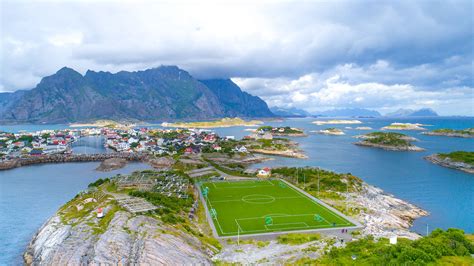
[1, 0, 473, 115]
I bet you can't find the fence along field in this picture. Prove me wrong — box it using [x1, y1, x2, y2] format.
[201, 179, 354, 237]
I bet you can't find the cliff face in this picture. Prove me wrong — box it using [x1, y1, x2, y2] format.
[200, 79, 274, 118]
[0, 66, 273, 123]
[24, 212, 211, 265]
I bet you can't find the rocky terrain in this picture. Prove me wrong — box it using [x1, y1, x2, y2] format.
[425, 154, 474, 174]
[312, 128, 345, 135]
[0, 66, 273, 124]
[95, 158, 128, 172]
[350, 184, 428, 239]
[24, 212, 211, 265]
[212, 182, 428, 264]
[354, 132, 424, 151]
[422, 128, 474, 138]
[355, 141, 424, 151]
[381, 122, 427, 131]
[24, 173, 429, 265]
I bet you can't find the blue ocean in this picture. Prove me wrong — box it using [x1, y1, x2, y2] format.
[1, 117, 473, 264]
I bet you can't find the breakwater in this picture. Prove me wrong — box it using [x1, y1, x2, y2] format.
[0, 153, 148, 170]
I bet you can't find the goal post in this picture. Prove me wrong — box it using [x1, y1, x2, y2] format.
[265, 216, 273, 225]
[210, 208, 217, 218]
[202, 186, 209, 197]
[314, 214, 323, 222]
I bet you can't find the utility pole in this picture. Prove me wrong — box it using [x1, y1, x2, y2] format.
[303, 173, 306, 189]
[237, 225, 240, 245]
[296, 168, 299, 185]
[346, 180, 349, 214]
[317, 170, 320, 197]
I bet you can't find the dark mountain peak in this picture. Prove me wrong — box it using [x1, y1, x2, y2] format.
[56, 67, 82, 77]
[0, 66, 274, 123]
[137, 65, 192, 81]
[37, 67, 84, 90]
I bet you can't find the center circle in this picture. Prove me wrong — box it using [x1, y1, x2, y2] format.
[242, 194, 276, 204]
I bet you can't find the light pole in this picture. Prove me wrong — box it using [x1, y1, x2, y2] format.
[317, 170, 320, 197]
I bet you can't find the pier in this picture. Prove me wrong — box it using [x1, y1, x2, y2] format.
[0, 152, 148, 170]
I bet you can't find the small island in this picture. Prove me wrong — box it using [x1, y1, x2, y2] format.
[256, 126, 306, 137]
[355, 132, 424, 151]
[243, 138, 308, 158]
[423, 128, 474, 138]
[381, 123, 426, 131]
[312, 128, 345, 136]
[162, 117, 263, 128]
[425, 151, 474, 174]
[312, 119, 362, 125]
[70, 119, 137, 129]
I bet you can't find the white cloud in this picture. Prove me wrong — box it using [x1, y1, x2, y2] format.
[47, 32, 83, 47]
[0, 0, 472, 115]
[234, 63, 474, 116]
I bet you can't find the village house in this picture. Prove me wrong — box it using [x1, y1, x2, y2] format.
[257, 167, 271, 177]
[234, 146, 248, 153]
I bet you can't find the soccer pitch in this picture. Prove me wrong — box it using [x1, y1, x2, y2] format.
[200, 179, 355, 237]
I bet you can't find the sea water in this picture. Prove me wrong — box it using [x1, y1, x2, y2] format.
[1, 117, 473, 264]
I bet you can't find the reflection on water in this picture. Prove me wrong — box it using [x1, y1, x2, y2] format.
[72, 136, 112, 154]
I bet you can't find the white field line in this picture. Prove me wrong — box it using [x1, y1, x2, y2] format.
[284, 180, 350, 224]
[205, 179, 353, 236]
[206, 195, 226, 235]
[208, 179, 276, 189]
[211, 196, 302, 203]
[265, 222, 309, 230]
[235, 219, 244, 233]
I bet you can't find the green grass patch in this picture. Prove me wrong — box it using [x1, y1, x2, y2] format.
[365, 132, 411, 147]
[277, 233, 321, 245]
[201, 179, 353, 237]
[438, 151, 474, 165]
[317, 229, 474, 265]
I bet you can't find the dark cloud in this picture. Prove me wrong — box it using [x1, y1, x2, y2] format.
[1, 0, 472, 114]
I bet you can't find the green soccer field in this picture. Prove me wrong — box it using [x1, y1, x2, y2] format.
[200, 179, 354, 237]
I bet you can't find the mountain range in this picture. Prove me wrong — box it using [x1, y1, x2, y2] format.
[270, 106, 439, 118]
[385, 108, 439, 117]
[0, 66, 274, 123]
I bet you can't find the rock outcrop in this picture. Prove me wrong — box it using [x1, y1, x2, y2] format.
[425, 154, 474, 174]
[352, 184, 429, 239]
[24, 212, 211, 265]
[95, 158, 127, 172]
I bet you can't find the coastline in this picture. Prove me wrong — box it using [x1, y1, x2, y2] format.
[354, 141, 424, 151]
[424, 154, 474, 174]
[23, 172, 428, 265]
[422, 132, 473, 138]
[249, 148, 308, 159]
[0, 153, 147, 171]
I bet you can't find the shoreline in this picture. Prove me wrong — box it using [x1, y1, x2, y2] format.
[424, 154, 474, 174]
[249, 148, 308, 159]
[354, 141, 424, 151]
[0, 153, 147, 171]
[422, 132, 473, 138]
[23, 169, 428, 265]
